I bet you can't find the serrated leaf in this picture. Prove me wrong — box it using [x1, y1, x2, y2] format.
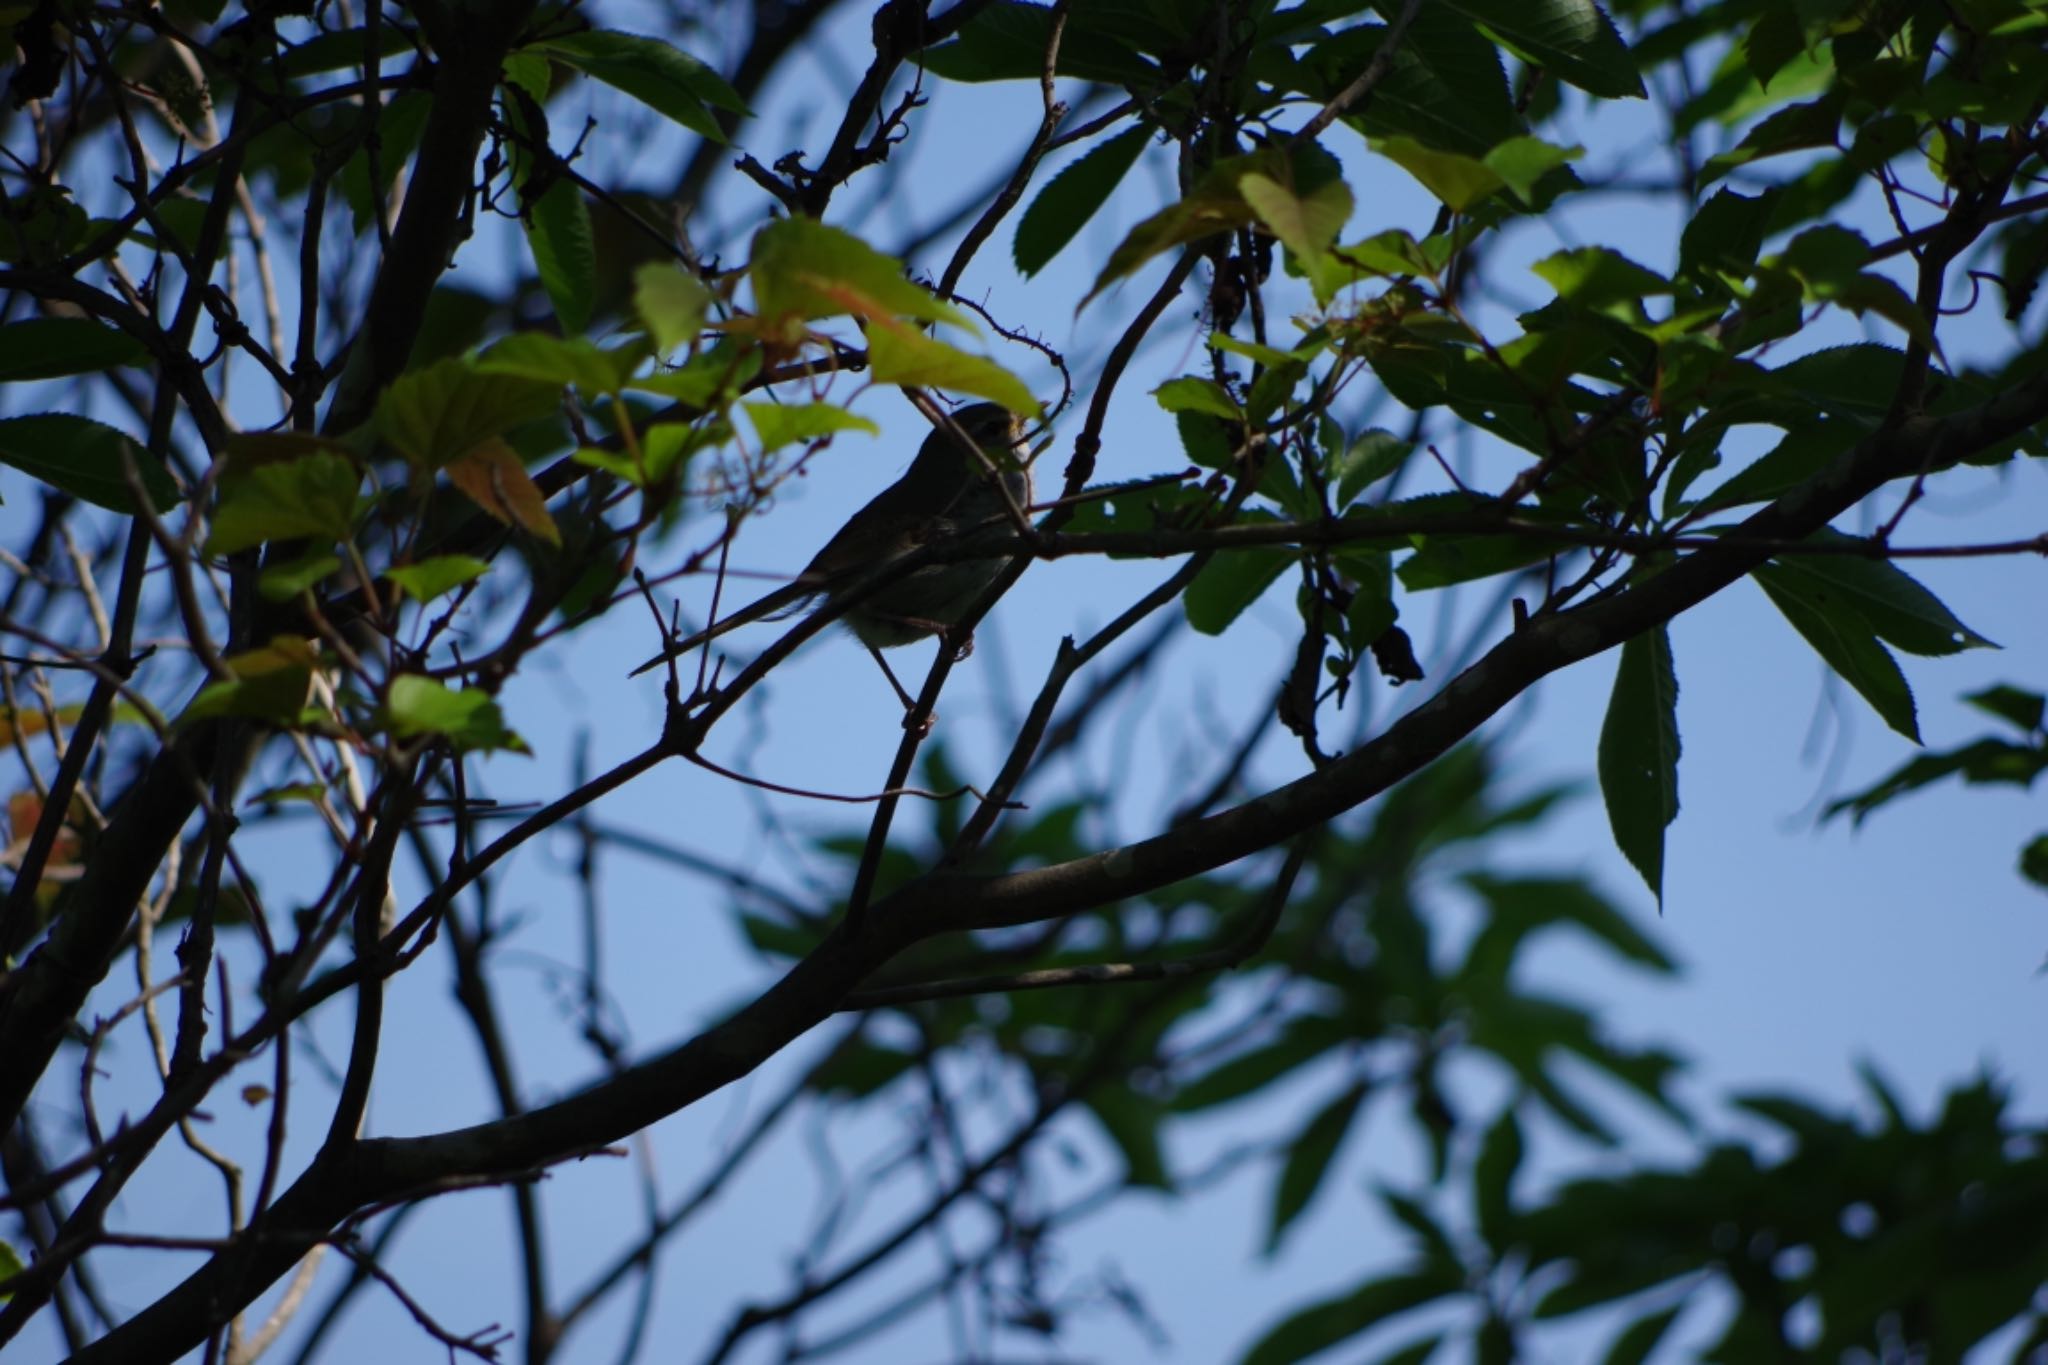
[207, 453, 360, 555]
[864, 323, 1037, 414]
[380, 675, 528, 753]
[377, 357, 562, 469]
[1761, 534, 1994, 657]
[525, 177, 596, 335]
[0, 318, 146, 380]
[1755, 563, 1919, 741]
[445, 438, 561, 545]
[1014, 123, 1150, 276]
[1532, 247, 1673, 311]
[751, 217, 968, 333]
[1442, 0, 1645, 98]
[384, 554, 489, 602]
[1336, 429, 1412, 506]
[0, 414, 179, 513]
[1267, 1081, 1370, 1254]
[1599, 626, 1681, 904]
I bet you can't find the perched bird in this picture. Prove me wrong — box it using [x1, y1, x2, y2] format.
[630, 402, 1033, 701]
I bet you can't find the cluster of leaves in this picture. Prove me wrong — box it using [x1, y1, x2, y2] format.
[1248, 1069, 2048, 1363]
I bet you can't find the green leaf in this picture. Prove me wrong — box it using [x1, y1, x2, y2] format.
[1599, 627, 1681, 905]
[919, 2, 1162, 85]
[207, 452, 361, 555]
[1602, 1304, 1685, 1365]
[1240, 1270, 1460, 1365]
[0, 414, 179, 513]
[1679, 186, 1782, 284]
[2020, 834, 2048, 889]
[1087, 1087, 1172, 1190]
[633, 262, 711, 353]
[1014, 123, 1151, 276]
[1474, 1106, 1524, 1249]
[1532, 247, 1673, 312]
[0, 318, 146, 380]
[385, 555, 490, 602]
[380, 675, 529, 753]
[257, 551, 341, 601]
[1185, 536, 1294, 635]
[1483, 137, 1585, 204]
[1822, 738, 2047, 826]
[1267, 1081, 1370, 1254]
[525, 177, 596, 335]
[377, 357, 562, 469]
[0, 1235, 25, 1300]
[477, 332, 635, 395]
[1153, 376, 1242, 420]
[1763, 533, 1994, 657]
[1240, 166, 1355, 261]
[742, 401, 879, 452]
[1172, 1018, 1349, 1112]
[529, 30, 745, 141]
[1336, 429, 1413, 506]
[864, 324, 1037, 414]
[1442, 0, 1646, 98]
[180, 638, 319, 726]
[1755, 563, 1919, 741]
[751, 216, 970, 332]
[1965, 685, 2045, 733]
[1371, 135, 1504, 211]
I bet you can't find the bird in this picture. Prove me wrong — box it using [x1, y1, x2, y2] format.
[630, 401, 1034, 703]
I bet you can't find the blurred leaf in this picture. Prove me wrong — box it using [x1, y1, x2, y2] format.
[1371, 134, 1503, 210]
[1087, 1087, 1172, 1190]
[384, 555, 489, 602]
[207, 452, 360, 555]
[529, 30, 745, 141]
[1823, 738, 2047, 826]
[0, 414, 178, 513]
[2020, 835, 2048, 888]
[1173, 1017, 1351, 1112]
[1598, 626, 1681, 905]
[0, 318, 145, 380]
[445, 438, 562, 545]
[1474, 1106, 1524, 1248]
[378, 357, 562, 468]
[1484, 137, 1585, 204]
[478, 332, 640, 394]
[1443, 0, 1645, 98]
[1964, 684, 2045, 733]
[1601, 1303, 1685, 1365]
[181, 638, 320, 727]
[1015, 123, 1151, 276]
[743, 401, 879, 452]
[1267, 1080, 1370, 1254]
[1240, 1268, 1461, 1365]
[380, 676, 528, 753]
[634, 263, 712, 353]
[257, 550, 341, 602]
